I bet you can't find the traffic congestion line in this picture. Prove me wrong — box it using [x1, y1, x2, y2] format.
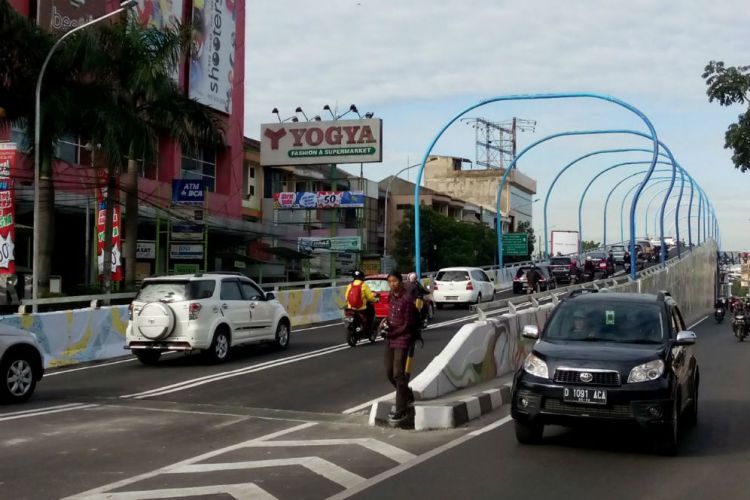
[0, 403, 98, 422]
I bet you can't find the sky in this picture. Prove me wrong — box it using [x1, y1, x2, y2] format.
[244, 0, 750, 251]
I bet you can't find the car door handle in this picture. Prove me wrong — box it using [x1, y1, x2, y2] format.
[222, 303, 229, 309]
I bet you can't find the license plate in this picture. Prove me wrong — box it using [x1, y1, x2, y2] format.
[563, 386, 607, 405]
[445, 296, 459, 301]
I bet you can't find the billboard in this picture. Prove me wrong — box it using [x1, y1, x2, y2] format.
[551, 230, 579, 257]
[134, 0, 183, 32]
[189, 0, 238, 113]
[261, 119, 383, 166]
[0, 144, 16, 275]
[38, 0, 109, 33]
[298, 236, 361, 254]
[96, 171, 122, 282]
[273, 191, 365, 209]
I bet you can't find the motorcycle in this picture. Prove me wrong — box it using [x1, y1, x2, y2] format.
[715, 307, 725, 323]
[343, 308, 379, 347]
[732, 313, 747, 342]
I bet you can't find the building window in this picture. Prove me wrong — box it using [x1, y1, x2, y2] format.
[55, 134, 81, 164]
[249, 185, 255, 197]
[181, 147, 216, 192]
[10, 126, 29, 152]
[250, 167, 255, 179]
[396, 203, 413, 210]
[295, 181, 307, 193]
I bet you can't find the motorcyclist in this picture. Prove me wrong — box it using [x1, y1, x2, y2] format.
[525, 263, 541, 294]
[583, 255, 595, 279]
[623, 249, 631, 270]
[345, 270, 378, 332]
[607, 250, 615, 271]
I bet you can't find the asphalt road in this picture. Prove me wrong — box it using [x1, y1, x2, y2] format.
[350, 317, 749, 500]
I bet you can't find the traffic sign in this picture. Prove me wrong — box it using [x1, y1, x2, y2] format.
[503, 232, 529, 256]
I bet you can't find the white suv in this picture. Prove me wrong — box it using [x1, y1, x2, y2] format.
[126, 273, 291, 364]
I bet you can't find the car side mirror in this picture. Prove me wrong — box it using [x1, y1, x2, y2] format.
[522, 324, 539, 339]
[675, 330, 696, 345]
[266, 292, 276, 301]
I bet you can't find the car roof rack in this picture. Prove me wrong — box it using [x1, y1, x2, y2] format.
[204, 271, 244, 276]
[656, 290, 671, 302]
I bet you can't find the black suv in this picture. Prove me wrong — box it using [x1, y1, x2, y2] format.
[511, 291, 699, 455]
[548, 256, 580, 285]
[512, 265, 557, 294]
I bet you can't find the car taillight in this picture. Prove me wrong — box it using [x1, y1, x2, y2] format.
[513, 277, 519, 282]
[466, 282, 474, 290]
[128, 303, 133, 320]
[599, 262, 607, 269]
[189, 302, 202, 320]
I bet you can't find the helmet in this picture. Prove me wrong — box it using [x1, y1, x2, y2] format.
[352, 270, 365, 280]
[586, 256, 592, 261]
[407, 272, 418, 282]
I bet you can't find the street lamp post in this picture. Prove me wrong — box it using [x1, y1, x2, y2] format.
[32, 0, 136, 312]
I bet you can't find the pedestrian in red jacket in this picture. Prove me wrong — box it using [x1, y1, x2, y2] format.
[384, 271, 419, 423]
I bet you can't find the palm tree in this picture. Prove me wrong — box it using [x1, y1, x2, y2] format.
[1, 0, 95, 295]
[73, 17, 224, 289]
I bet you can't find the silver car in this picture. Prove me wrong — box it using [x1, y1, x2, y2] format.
[1, 324, 44, 403]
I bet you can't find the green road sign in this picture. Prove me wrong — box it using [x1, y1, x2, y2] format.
[503, 232, 529, 256]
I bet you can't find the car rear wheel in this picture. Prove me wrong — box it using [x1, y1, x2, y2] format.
[134, 350, 161, 365]
[514, 420, 543, 444]
[1, 356, 36, 403]
[206, 328, 231, 363]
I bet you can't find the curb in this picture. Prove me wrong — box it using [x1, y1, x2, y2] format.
[369, 382, 512, 430]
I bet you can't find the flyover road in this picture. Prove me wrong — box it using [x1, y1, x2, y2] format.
[349, 317, 750, 500]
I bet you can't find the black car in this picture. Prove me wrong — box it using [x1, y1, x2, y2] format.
[548, 257, 580, 285]
[511, 291, 699, 455]
[586, 251, 615, 278]
[512, 265, 557, 294]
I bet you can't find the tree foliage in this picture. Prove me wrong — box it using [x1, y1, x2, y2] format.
[581, 240, 601, 251]
[702, 60, 750, 172]
[392, 206, 498, 272]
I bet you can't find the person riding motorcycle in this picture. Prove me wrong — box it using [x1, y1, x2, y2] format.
[345, 270, 378, 332]
[583, 255, 595, 279]
[525, 263, 541, 293]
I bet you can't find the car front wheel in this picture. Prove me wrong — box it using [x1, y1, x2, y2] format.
[656, 399, 680, 455]
[1, 355, 36, 403]
[275, 321, 291, 350]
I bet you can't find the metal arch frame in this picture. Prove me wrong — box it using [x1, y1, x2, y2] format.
[412, 92, 660, 278]
[616, 176, 680, 244]
[543, 134, 684, 269]
[574, 160, 683, 261]
[652, 195, 691, 237]
[645, 190, 682, 238]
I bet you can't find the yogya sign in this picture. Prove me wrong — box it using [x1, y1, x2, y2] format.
[260, 118, 383, 166]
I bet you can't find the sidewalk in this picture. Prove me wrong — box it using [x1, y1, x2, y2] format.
[369, 373, 514, 431]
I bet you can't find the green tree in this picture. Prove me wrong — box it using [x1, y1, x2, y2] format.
[75, 18, 224, 290]
[581, 240, 601, 252]
[702, 61, 750, 172]
[392, 206, 498, 272]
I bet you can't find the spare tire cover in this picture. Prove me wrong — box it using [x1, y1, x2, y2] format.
[136, 302, 176, 340]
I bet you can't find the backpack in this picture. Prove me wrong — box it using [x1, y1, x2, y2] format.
[347, 282, 363, 309]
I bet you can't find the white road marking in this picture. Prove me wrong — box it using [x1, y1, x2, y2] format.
[46, 351, 180, 377]
[175, 457, 365, 489]
[342, 392, 394, 415]
[62, 422, 317, 500]
[688, 315, 709, 330]
[72, 483, 277, 500]
[328, 415, 514, 500]
[121, 345, 351, 399]
[0, 403, 98, 422]
[243, 438, 416, 464]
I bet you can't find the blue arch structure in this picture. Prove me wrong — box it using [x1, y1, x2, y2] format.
[617, 177, 677, 246]
[412, 93, 660, 278]
[542, 134, 688, 265]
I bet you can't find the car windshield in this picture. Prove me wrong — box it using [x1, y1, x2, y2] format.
[588, 253, 607, 260]
[136, 280, 216, 302]
[365, 279, 390, 292]
[610, 246, 624, 252]
[436, 270, 470, 282]
[544, 301, 665, 343]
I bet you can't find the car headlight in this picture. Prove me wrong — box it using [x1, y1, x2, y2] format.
[523, 353, 549, 379]
[627, 359, 665, 383]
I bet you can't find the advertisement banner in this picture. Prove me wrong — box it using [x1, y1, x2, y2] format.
[37, 0, 109, 33]
[0, 144, 16, 275]
[96, 171, 122, 281]
[273, 191, 365, 209]
[189, 0, 238, 113]
[261, 119, 383, 166]
[134, 0, 183, 32]
[298, 236, 361, 254]
[170, 243, 204, 260]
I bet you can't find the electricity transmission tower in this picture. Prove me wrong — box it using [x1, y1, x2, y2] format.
[461, 117, 537, 169]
